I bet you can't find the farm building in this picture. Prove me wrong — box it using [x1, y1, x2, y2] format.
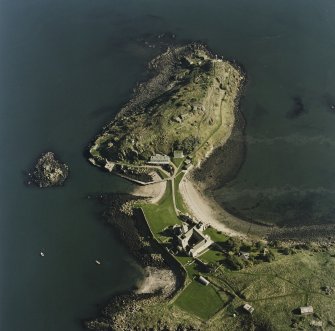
[299, 306, 314, 315]
[243, 304, 254, 314]
[174, 150, 184, 158]
[148, 154, 170, 164]
[198, 275, 210, 286]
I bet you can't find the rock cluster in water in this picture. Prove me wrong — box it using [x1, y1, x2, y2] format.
[28, 152, 69, 188]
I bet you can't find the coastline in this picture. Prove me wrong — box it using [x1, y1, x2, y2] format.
[85, 193, 190, 330]
[127, 172, 167, 204]
[179, 175, 245, 238]
[83, 41, 335, 331]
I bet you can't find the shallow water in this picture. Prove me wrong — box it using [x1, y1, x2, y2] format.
[1, 0, 335, 330]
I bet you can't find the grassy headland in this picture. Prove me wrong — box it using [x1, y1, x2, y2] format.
[85, 43, 335, 331]
[89, 43, 243, 168]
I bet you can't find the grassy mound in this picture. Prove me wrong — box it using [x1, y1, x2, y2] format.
[89, 43, 244, 166]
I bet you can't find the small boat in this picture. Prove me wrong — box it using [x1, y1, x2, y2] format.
[40, 252, 45, 257]
[95, 260, 101, 265]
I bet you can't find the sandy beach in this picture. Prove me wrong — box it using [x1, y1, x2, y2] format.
[179, 175, 246, 238]
[129, 172, 167, 204]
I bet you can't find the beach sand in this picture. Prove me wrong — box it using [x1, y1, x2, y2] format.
[129, 172, 166, 204]
[179, 175, 246, 238]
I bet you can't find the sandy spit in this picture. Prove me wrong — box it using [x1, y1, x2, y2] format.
[179, 175, 246, 238]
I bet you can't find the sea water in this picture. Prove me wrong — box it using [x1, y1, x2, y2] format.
[1, 0, 335, 330]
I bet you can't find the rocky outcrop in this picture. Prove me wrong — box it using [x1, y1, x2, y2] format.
[28, 152, 69, 188]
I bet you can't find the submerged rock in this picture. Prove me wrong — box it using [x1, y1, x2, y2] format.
[28, 152, 69, 188]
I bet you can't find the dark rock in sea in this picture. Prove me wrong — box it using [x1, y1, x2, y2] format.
[27, 152, 69, 188]
[286, 96, 307, 119]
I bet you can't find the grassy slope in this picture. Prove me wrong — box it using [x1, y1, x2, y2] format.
[207, 250, 335, 330]
[174, 172, 188, 213]
[141, 189, 335, 330]
[90, 46, 242, 166]
[174, 281, 224, 320]
[91, 160, 335, 330]
[142, 180, 181, 241]
[87, 46, 335, 328]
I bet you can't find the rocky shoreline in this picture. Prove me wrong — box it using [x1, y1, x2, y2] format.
[26, 152, 69, 188]
[84, 193, 190, 331]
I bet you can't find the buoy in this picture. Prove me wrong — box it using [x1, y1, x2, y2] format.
[40, 252, 45, 257]
[95, 260, 101, 265]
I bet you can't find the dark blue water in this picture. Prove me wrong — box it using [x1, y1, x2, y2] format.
[1, 0, 335, 330]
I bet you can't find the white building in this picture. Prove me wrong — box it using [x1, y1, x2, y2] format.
[148, 154, 170, 164]
[299, 306, 314, 315]
[243, 304, 254, 314]
[198, 276, 210, 286]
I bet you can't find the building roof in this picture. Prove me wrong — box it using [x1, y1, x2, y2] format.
[243, 304, 254, 314]
[174, 150, 184, 158]
[177, 223, 213, 257]
[198, 276, 210, 286]
[148, 154, 170, 164]
[300, 306, 314, 314]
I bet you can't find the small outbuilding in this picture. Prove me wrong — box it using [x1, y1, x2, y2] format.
[239, 252, 250, 260]
[299, 306, 314, 315]
[243, 303, 254, 314]
[174, 150, 184, 158]
[198, 276, 210, 286]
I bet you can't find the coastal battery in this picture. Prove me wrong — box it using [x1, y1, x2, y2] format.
[29, 152, 69, 188]
[89, 43, 245, 166]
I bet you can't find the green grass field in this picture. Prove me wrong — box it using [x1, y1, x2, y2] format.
[174, 172, 188, 213]
[204, 227, 229, 244]
[138, 156, 335, 329]
[175, 280, 224, 320]
[142, 181, 181, 240]
[200, 249, 225, 264]
[208, 250, 335, 330]
[172, 157, 185, 168]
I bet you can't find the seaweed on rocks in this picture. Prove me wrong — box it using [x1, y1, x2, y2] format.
[85, 193, 188, 331]
[192, 108, 246, 191]
[26, 151, 69, 188]
[97, 193, 163, 267]
[113, 165, 154, 183]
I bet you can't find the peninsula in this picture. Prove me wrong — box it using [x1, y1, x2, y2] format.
[86, 44, 335, 331]
[89, 43, 242, 169]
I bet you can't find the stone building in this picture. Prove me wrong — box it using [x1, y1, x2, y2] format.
[299, 306, 314, 315]
[176, 222, 213, 257]
[173, 150, 184, 158]
[148, 154, 170, 164]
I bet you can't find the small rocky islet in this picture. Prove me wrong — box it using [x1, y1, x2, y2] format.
[27, 152, 69, 188]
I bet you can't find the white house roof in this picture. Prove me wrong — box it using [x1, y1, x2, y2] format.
[300, 306, 314, 314]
